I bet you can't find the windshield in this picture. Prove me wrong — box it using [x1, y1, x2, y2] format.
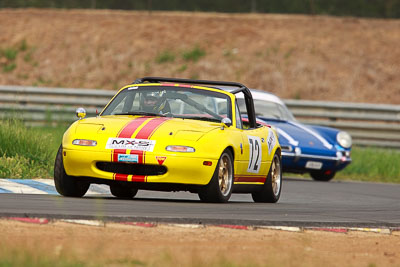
[101, 85, 232, 122]
[237, 98, 295, 121]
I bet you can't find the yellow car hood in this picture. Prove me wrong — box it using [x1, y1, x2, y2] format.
[74, 115, 220, 142]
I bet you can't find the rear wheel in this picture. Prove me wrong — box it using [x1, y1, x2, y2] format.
[110, 184, 138, 199]
[198, 149, 234, 203]
[54, 146, 89, 197]
[310, 170, 336, 181]
[252, 153, 282, 203]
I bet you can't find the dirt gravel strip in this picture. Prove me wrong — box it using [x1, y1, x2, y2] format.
[3, 216, 399, 235]
[2, 216, 399, 267]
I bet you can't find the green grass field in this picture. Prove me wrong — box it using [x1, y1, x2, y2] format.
[336, 147, 400, 183]
[0, 118, 399, 183]
[0, 119, 67, 178]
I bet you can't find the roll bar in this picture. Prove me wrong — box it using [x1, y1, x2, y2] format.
[132, 77, 257, 128]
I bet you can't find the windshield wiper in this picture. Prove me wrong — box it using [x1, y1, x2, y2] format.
[113, 111, 167, 117]
[177, 116, 221, 123]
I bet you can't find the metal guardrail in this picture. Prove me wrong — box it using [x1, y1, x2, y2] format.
[0, 85, 114, 125]
[284, 99, 400, 149]
[1, 85, 399, 149]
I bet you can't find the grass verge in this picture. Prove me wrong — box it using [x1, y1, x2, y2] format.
[287, 146, 400, 183]
[336, 146, 400, 183]
[0, 119, 66, 178]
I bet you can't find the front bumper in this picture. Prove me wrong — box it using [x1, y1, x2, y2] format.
[281, 151, 351, 173]
[62, 148, 217, 185]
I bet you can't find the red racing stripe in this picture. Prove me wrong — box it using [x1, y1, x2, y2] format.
[115, 174, 146, 182]
[135, 117, 170, 139]
[114, 173, 129, 181]
[234, 176, 266, 183]
[112, 117, 148, 181]
[131, 175, 146, 182]
[112, 117, 170, 182]
[130, 117, 171, 164]
[112, 117, 148, 162]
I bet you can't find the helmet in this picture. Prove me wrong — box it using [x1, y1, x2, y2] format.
[140, 90, 167, 113]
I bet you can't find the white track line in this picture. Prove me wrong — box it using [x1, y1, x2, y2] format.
[0, 179, 48, 194]
[0, 179, 110, 195]
[35, 179, 110, 195]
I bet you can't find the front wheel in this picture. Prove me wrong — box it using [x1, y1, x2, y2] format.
[310, 170, 336, 181]
[252, 153, 282, 203]
[198, 149, 234, 203]
[54, 146, 89, 197]
[110, 184, 138, 199]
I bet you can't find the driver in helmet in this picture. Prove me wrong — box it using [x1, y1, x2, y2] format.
[141, 90, 170, 114]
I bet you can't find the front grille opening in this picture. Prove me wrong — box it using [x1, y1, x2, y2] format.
[96, 162, 167, 176]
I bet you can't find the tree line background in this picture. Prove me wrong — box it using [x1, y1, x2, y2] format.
[0, 0, 399, 18]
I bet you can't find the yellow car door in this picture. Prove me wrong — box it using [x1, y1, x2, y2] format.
[232, 100, 277, 185]
[241, 127, 275, 176]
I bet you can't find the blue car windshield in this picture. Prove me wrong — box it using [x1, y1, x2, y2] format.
[237, 98, 295, 121]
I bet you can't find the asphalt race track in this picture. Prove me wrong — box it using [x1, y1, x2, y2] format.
[0, 178, 399, 227]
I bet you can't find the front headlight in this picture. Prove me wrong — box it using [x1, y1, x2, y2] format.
[72, 139, 97, 146]
[336, 131, 352, 148]
[166, 145, 195, 153]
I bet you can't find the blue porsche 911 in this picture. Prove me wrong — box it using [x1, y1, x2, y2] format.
[237, 90, 352, 181]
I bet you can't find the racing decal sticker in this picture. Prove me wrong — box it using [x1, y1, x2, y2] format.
[130, 117, 170, 165]
[106, 138, 156, 151]
[111, 117, 171, 182]
[111, 117, 150, 182]
[112, 116, 149, 163]
[117, 154, 139, 163]
[267, 130, 276, 155]
[156, 156, 166, 165]
[247, 136, 262, 173]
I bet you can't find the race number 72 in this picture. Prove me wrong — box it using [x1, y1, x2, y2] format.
[247, 136, 262, 173]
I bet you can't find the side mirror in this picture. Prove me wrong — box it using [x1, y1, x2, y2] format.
[76, 107, 86, 120]
[221, 117, 232, 128]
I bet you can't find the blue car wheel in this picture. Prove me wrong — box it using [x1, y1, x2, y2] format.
[310, 170, 336, 181]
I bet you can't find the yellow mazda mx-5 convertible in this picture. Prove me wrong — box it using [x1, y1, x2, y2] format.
[54, 77, 282, 203]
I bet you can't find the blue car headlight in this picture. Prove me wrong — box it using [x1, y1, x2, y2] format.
[336, 131, 352, 148]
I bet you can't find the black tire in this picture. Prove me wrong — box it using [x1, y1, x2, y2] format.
[54, 146, 89, 197]
[198, 149, 234, 203]
[310, 170, 336, 181]
[252, 153, 282, 203]
[110, 184, 138, 199]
